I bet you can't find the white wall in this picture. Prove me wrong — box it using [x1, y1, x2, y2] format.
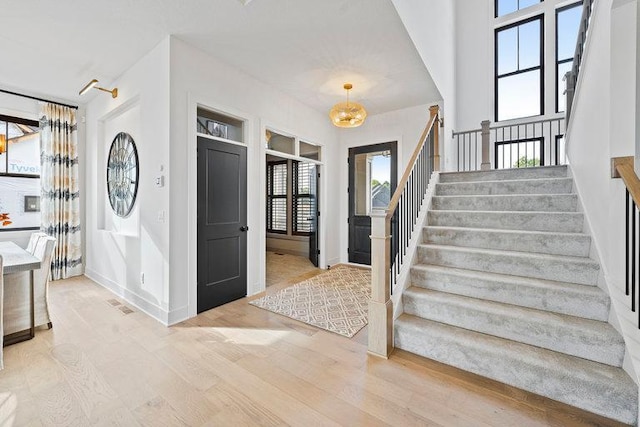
[84, 38, 171, 323]
[566, 0, 640, 383]
[168, 37, 339, 322]
[391, 0, 456, 170]
[337, 103, 440, 263]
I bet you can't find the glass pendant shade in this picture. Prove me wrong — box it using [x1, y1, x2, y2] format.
[329, 83, 367, 128]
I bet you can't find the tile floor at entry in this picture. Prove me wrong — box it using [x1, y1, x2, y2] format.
[0, 274, 626, 426]
[265, 251, 320, 287]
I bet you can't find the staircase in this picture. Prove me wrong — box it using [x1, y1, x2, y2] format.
[394, 165, 639, 425]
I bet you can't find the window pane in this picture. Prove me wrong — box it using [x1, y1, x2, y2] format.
[557, 4, 582, 61]
[266, 130, 295, 155]
[371, 154, 391, 209]
[497, 0, 540, 17]
[7, 128, 40, 175]
[271, 163, 287, 196]
[519, 0, 540, 10]
[497, 0, 518, 16]
[498, 70, 541, 121]
[557, 61, 573, 112]
[295, 197, 312, 233]
[300, 141, 320, 161]
[270, 198, 287, 232]
[519, 20, 541, 69]
[498, 27, 518, 75]
[0, 176, 40, 229]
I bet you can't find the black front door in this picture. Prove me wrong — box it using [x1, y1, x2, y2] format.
[197, 137, 247, 313]
[348, 142, 397, 265]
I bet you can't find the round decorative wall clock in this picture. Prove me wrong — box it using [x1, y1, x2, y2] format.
[107, 132, 139, 217]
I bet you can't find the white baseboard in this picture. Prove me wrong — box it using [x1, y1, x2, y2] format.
[84, 268, 171, 326]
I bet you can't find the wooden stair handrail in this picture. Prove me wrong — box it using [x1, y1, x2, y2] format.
[613, 157, 640, 207]
[385, 105, 439, 220]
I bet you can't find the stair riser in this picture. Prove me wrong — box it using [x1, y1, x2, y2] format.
[411, 267, 609, 321]
[424, 227, 591, 257]
[436, 179, 573, 196]
[439, 166, 568, 183]
[427, 211, 584, 233]
[432, 194, 578, 212]
[402, 291, 623, 366]
[418, 246, 599, 285]
[394, 319, 637, 425]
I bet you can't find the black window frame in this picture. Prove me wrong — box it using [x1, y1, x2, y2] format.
[0, 114, 41, 232]
[495, 0, 544, 18]
[555, 1, 583, 113]
[292, 161, 314, 236]
[494, 14, 545, 122]
[266, 160, 288, 234]
[554, 133, 566, 165]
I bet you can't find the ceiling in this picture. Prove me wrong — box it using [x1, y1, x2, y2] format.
[0, 0, 440, 116]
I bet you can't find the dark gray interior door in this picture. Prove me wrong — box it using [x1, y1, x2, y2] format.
[348, 142, 397, 265]
[197, 137, 247, 313]
[308, 165, 319, 267]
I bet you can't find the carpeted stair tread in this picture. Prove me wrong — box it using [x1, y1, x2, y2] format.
[423, 226, 591, 257]
[427, 209, 584, 233]
[435, 177, 573, 196]
[418, 244, 600, 286]
[410, 264, 610, 321]
[394, 314, 638, 425]
[402, 286, 624, 366]
[432, 193, 578, 212]
[439, 165, 568, 183]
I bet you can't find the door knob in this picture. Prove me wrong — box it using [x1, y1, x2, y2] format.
[240, 226, 249, 232]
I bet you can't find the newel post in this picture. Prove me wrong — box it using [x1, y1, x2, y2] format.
[368, 210, 393, 358]
[429, 105, 441, 172]
[481, 120, 491, 170]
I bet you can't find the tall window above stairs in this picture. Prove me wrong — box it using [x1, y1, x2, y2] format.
[495, 15, 544, 121]
[494, 0, 583, 122]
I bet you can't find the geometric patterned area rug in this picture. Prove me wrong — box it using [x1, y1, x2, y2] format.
[250, 265, 371, 338]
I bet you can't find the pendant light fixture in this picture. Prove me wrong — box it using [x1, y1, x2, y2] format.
[329, 83, 367, 128]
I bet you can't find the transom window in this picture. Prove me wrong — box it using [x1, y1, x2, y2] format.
[496, 0, 542, 17]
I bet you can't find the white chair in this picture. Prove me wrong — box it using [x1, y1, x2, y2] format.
[26, 232, 47, 254]
[3, 236, 56, 335]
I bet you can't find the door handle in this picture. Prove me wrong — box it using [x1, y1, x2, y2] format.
[240, 226, 249, 232]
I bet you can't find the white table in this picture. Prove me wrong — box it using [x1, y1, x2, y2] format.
[0, 241, 41, 346]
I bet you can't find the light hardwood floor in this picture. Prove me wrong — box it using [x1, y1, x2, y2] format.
[0, 274, 628, 427]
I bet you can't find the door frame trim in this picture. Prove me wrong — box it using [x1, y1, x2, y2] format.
[260, 119, 326, 286]
[187, 94, 254, 320]
[347, 141, 398, 265]
[341, 135, 404, 265]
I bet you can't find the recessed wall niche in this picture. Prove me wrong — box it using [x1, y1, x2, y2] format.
[97, 99, 141, 236]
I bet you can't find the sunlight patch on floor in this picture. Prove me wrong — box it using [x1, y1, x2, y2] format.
[204, 327, 291, 346]
[0, 392, 17, 427]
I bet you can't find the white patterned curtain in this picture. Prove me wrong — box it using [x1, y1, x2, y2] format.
[40, 104, 82, 280]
